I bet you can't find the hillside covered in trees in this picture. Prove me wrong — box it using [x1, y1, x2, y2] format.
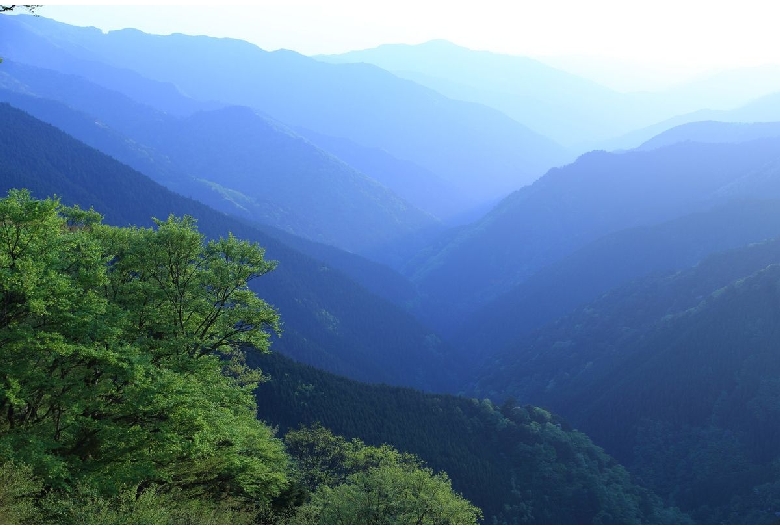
[5, 8, 780, 525]
[0, 190, 480, 524]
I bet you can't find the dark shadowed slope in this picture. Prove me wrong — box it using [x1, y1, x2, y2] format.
[0, 103, 461, 392]
[252, 351, 688, 524]
[471, 237, 780, 522]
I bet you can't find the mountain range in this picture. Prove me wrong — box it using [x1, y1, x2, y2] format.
[4, 11, 780, 524]
[0, 15, 568, 207]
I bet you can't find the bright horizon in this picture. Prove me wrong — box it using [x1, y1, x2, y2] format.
[25, 2, 780, 91]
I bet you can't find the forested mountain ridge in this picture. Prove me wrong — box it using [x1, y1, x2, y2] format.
[452, 198, 780, 362]
[0, 103, 461, 392]
[252, 351, 689, 524]
[472, 235, 780, 523]
[5, 9, 780, 525]
[0, 87, 420, 306]
[0, 61, 440, 263]
[0, 103, 689, 525]
[0, 13, 222, 116]
[406, 138, 780, 333]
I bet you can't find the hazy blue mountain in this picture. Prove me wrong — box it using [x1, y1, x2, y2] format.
[733, 90, 780, 119]
[0, 15, 568, 207]
[656, 63, 780, 114]
[471, 237, 780, 522]
[319, 40, 780, 150]
[318, 39, 640, 147]
[0, 14, 221, 116]
[0, 83, 283, 231]
[236, 222, 420, 311]
[406, 139, 780, 332]
[136, 105, 441, 261]
[602, 91, 780, 151]
[637, 121, 780, 151]
[291, 126, 474, 223]
[0, 81, 420, 309]
[0, 61, 440, 263]
[0, 102, 462, 392]
[453, 199, 780, 362]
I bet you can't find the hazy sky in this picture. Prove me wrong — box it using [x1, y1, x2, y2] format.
[33, 2, 780, 90]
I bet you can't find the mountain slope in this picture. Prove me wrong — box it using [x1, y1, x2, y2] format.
[0, 15, 568, 206]
[251, 351, 688, 524]
[407, 139, 780, 332]
[453, 198, 780, 360]
[602, 91, 780, 151]
[0, 61, 440, 262]
[637, 120, 780, 151]
[471, 237, 780, 523]
[319, 39, 637, 147]
[321, 40, 780, 150]
[291, 126, 473, 223]
[0, 13, 220, 116]
[0, 102, 460, 392]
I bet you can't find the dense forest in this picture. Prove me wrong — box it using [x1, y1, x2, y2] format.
[3, 10, 780, 525]
[0, 190, 479, 524]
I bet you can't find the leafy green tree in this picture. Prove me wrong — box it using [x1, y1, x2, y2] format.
[0, 190, 288, 518]
[286, 425, 482, 524]
[97, 215, 280, 364]
[298, 464, 480, 524]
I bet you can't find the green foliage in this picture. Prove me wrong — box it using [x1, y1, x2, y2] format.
[36, 483, 260, 525]
[300, 465, 479, 525]
[0, 460, 42, 524]
[0, 190, 288, 520]
[285, 426, 482, 524]
[0, 189, 484, 525]
[254, 353, 686, 524]
[96, 214, 280, 365]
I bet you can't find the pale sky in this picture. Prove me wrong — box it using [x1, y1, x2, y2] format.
[31, 2, 780, 89]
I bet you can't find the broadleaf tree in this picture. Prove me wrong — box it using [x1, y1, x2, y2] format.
[0, 190, 288, 519]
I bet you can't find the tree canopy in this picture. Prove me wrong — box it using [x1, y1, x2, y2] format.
[0, 189, 288, 521]
[285, 425, 482, 524]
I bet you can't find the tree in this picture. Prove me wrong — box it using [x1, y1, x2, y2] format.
[0, 5, 40, 13]
[0, 190, 288, 520]
[285, 425, 482, 524]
